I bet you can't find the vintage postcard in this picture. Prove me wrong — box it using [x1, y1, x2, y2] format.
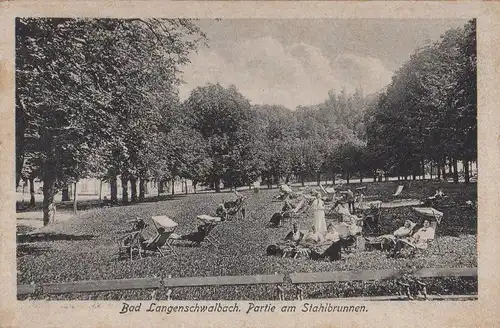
[1, 1, 499, 327]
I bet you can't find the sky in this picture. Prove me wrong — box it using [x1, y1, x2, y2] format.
[178, 19, 469, 110]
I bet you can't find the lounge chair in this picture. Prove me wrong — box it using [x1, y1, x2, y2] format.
[361, 201, 382, 234]
[171, 215, 220, 247]
[126, 217, 148, 232]
[393, 208, 442, 257]
[196, 214, 221, 246]
[365, 221, 417, 251]
[393, 185, 404, 197]
[138, 216, 179, 258]
[222, 192, 246, 220]
[140, 227, 178, 258]
[118, 230, 143, 261]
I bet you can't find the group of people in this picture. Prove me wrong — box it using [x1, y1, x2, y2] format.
[267, 184, 366, 261]
[268, 222, 343, 261]
[365, 219, 436, 256]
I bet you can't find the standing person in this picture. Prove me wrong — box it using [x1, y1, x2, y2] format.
[346, 189, 355, 214]
[311, 191, 327, 235]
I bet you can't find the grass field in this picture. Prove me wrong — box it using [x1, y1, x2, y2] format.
[17, 181, 477, 300]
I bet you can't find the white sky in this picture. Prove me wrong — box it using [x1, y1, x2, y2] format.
[178, 19, 469, 109]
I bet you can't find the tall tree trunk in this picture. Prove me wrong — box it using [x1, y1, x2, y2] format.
[42, 170, 56, 226]
[215, 178, 221, 193]
[121, 176, 129, 204]
[453, 158, 459, 184]
[421, 160, 425, 180]
[29, 176, 35, 206]
[73, 182, 77, 214]
[130, 176, 137, 202]
[139, 178, 146, 201]
[448, 159, 453, 175]
[346, 172, 350, 184]
[16, 101, 27, 189]
[437, 164, 441, 180]
[373, 171, 377, 183]
[61, 186, 70, 201]
[464, 159, 470, 183]
[99, 180, 102, 200]
[185, 180, 188, 194]
[331, 171, 336, 185]
[16, 154, 24, 190]
[110, 176, 118, 203]
[300, 172, 305, 187]
[440, 158, 446, 180]
[193, 180, 197, 194]
[430, 162, 433, 180]
[158, 179, 164, 195]
[172, 178, 176, 195]
[316, 172, 321, 186]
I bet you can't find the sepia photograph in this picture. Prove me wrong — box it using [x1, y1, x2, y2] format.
[14, 16, 479, 303]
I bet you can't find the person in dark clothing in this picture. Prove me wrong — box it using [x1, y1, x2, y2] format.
[346, 189, 355, 214]
[284, 223, 304, 244]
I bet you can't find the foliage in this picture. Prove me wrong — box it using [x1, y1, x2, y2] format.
[184, 84, 260, 190]
[16, 18, 206, 222]
[365, 19, 476, 179]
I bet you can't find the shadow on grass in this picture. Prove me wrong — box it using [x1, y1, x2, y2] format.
[16, 233, 95, 243]
[16, 194, 193, 214]
[17, 244, 51, 257]
[16, 224, 36, 235]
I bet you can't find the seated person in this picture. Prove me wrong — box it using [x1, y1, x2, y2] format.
[324, 224, 340, 243]
[175, 225, 209, 245]
[309, 225, 342, 261]
[276, 184, 295, 200]
[429, 189, 444, 200]
[394, 220, 417, 238]
[301, 225, 325, 245]
[269, 212, 283, 227]
[284, 223, 304, 244]
[393, 220, 435, 255]
[411, 220, 435, 246]
[215, 202, 228, 220]
[141, 227, 166, 246]
[365, 220, 416, 250]
[282, 197, 294, 212]
[425, 189, 445, 206]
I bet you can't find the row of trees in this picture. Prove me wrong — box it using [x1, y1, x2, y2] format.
[365, 19, 477, 183]
[16, 18, 208, 224]
[16, 19, 477, 226]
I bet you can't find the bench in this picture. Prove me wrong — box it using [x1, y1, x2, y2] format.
[18, 274, 286, 300]
[290, 267, 477, 300]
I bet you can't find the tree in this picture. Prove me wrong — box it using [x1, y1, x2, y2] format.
[365, 20, 476, 182]
[184, 84, 257, 192]
[16, 18, 206, 224]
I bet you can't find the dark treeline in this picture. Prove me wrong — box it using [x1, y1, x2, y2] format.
[16, 18, 476, 226]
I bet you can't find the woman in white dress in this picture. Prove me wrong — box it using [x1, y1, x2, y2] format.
[311, 192, 327, 235]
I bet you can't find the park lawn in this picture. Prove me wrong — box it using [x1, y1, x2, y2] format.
[17, 181, 477, 300]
